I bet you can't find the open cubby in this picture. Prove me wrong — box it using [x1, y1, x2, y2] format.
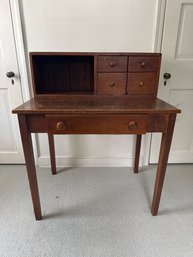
[31, 55, 94, 94]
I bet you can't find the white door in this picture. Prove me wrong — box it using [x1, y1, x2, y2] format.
[150, 0, 193, 163]
[0, 0, 24, 163]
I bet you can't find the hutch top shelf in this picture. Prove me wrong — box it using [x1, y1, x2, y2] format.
[30, 52, 161, 98]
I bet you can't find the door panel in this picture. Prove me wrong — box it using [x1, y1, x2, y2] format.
[150, 0, 193, 163]
[0, 0, 24, 163]
[175, 4, 193, 59]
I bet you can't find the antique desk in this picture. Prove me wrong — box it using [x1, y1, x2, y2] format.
[13, 52, 181, 220]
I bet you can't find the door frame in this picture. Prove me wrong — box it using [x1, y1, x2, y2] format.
[154, 0, 167, 52]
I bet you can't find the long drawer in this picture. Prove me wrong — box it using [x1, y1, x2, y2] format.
[46, 115, 147, 134]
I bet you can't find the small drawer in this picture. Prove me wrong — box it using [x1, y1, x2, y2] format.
[46, 115, 147, 134]
[98, 56, 127, 72]
[98, 73, 126, 95]
[127, 73, 157, 95]
[128, 56, 160, 72]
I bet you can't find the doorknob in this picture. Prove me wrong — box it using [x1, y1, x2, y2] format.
[6, 71, 15, 78]
[6, 71, 15, 85]
[163, 73, 171, 79]
[163, 72, 171, 86]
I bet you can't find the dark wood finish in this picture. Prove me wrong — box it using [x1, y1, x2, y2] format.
[134, 135, 142, 174]
[18, 115, 42, 220]
[48, 134, 56, 175]
[12, 52, 181, 219]
[46, 114, 147, 134]
[94, 56, 98, 94]
[128, 56, 160, 72]
[31, 55, 94, 95]
[147, 114, 167, 132]
[127, 73, 157, 95]
[97, 56, 128, 72]
[13, 97, 180, 115]
[151, 114, 177, 216]
[30, 52, 161, 98]
[13, 97, 180, 219]
[98, 73, 127, 95]
[27, 115, 47, 133]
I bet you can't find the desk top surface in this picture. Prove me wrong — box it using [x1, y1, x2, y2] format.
[13, 96, 181, 115]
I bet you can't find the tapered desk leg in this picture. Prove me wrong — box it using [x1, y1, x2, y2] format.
[48, 134, 56, 175]
[151, 114, 176, 216]
[18, 115, 42, 220]
[134, 135, 142, 174]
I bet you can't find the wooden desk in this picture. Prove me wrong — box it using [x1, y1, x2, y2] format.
[13, 52, 181, 219]
[13, 95, 180, 220]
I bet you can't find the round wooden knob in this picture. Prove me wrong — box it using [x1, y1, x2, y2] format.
[140, 61, 146, 67]
[110, 82, 116, 87]
[139, 81, 144, 87]
[128, 121, 137, 130]
[56, 122, 66, 130]
[109, 62, 116, 67]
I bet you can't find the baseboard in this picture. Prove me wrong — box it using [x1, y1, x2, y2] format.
[38, 155, 145, 168]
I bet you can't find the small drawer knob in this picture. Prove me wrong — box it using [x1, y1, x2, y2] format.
[109, 62, 116, 67]
[139, 81, 144, 87]
[110, 82, 116, 87]
[128, 121, 137, 130]
[140, 61, 146, 68]
[56, 122, 66, 130]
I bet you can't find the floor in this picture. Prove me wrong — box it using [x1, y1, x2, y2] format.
[0, 164, 193, 257]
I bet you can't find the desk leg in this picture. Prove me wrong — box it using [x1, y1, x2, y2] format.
[18, 115, 42, 220]
[134, 135, 142, 174]
[151, 114, 176, 216]
[48, 134, 57, 175]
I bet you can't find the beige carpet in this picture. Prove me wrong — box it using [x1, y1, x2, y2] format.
[0, 164, 193, 257]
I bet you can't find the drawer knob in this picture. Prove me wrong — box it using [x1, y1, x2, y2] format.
[56, 122, 66, 130]
[140, 61, 146, 68]
[128, 121, 137, 130]
[139, 81, 144, 87]
[110, 82, 116, 87]
[109, 62, 116, 67]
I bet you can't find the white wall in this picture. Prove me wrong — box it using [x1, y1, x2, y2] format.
[20, 0, 159, 167]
